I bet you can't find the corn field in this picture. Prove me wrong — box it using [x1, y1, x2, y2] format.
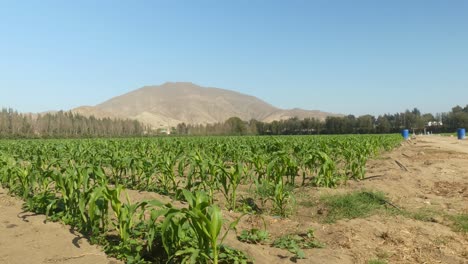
[0, 135, 401, 263]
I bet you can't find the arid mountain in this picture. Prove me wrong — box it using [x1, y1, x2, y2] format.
[72, 82, 340, 128]
[71, 106, 122, 119]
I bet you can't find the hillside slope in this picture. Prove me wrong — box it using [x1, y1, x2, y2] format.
[73, 82, 339, 128]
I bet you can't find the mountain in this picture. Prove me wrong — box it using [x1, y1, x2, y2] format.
[72, 82, 340, 128]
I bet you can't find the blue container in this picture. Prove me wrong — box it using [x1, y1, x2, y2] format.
[457, 128, 465, 140]
[402, 129, 409, 140]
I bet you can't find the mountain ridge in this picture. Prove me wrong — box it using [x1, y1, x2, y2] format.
[72, 82, 341, 128]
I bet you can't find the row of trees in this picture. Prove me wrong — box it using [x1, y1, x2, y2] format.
[2, 105, 467, 138]
[176, 117, 259, 136]
[0, 108, 148, 138]
[175, 105, 468, 136]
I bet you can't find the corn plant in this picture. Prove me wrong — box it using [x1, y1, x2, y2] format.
[160, 190, 230, 264]
[272, 177, 295, 217]
[157, 154, 180, 194]
[217, 162, 243, 210]
[104, 185, 158, 260]
[313, 151, 339, 187]
[83, 185, 110, 241]
[0, 134, 403, 264]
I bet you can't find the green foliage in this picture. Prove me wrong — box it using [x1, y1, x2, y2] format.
[312, 151, 339, 187]
[160, 190, 235, 264]
[238, 228, 269, 244]
[272, 229, 324, 260]
[271, 179, 295, 217]
[218, 162, 243, 210]
[320, 191, 389, 223]
[218, 245, 253, 264]
[173, 105, 468, 136]
[399, 207, 439, 222]
[254, 178, 275, 204]
[451, 214, 468, 233]
[0, 134, 402, 263]
[0, 107, 147, 138]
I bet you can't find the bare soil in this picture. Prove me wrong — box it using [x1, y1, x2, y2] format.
[0, 190, 119, 264]
[1, 135, 467, 263]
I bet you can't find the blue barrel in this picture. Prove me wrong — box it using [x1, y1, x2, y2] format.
[458, 128, 465, 140]
[402, 129, 409, 140]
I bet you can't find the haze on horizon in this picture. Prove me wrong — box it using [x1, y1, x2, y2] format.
[1, 0, 467, 116]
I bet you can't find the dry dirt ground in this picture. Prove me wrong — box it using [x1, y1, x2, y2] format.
[1, 135, 467, 264]
[0, 191, 120, 264]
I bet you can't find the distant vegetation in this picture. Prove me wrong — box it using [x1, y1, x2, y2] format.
[176, 105, 468, 136]
[0, 108, 148, 138]
[1, 104, 468, 138]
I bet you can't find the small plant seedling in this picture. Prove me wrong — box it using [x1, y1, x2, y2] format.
[272, 229, 324, 260]
[238, 228, 269, 244]
[218, 245, 253, 264]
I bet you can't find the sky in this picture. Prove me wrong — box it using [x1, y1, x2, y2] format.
[0, 0, 467, 116]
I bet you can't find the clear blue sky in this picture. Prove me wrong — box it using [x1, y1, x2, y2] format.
[1, 0, 467, 116]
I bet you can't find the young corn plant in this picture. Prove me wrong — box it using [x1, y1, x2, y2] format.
[82, 185, 111, 242]
[51, 164, 89, 224]
[313, 151, 339, 188]
[248, 154, 268, 182]
[156, 153, 180, 195]
[127, 156, 146, 189]
[11, 166, 33, 199]
[104, 185, 156, 261]
[105, 185, 139, 243]
[160, 190, 237, 264]
[218, 162, 243, 211]
[183, 151, 209, 193]
[271, 178, 295, 217]
[274, 151, 299, 186]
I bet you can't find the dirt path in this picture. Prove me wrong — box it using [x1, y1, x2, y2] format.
[0, 189, 119, 264]
[423, 135, 468, 154]
[0, 135, 467, 264]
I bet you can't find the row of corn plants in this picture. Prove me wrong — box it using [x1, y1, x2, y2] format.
[0, 150, 250, 263]
[0, 134, 402, 262]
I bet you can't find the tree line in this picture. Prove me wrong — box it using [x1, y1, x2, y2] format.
[175, 105, 468, 136]
[2, 104, 467, 138]
[0, 108, 148, 138]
